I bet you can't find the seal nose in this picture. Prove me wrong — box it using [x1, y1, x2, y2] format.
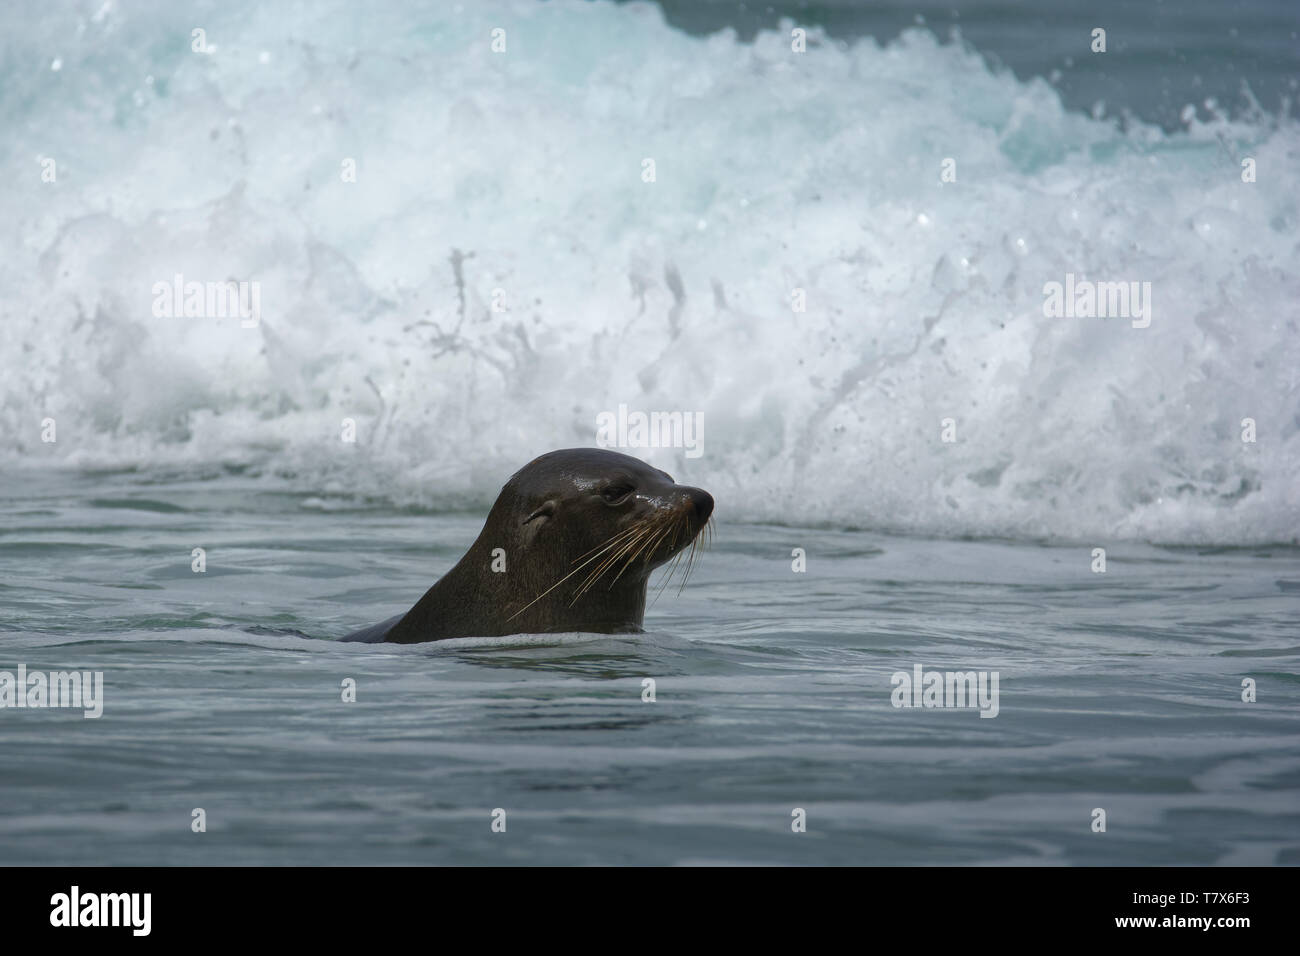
[686, 487, 714, 523]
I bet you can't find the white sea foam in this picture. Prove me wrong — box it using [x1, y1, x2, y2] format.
[1, 0, 1296, 543]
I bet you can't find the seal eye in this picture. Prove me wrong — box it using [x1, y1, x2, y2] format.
[601, 483, 634, 504]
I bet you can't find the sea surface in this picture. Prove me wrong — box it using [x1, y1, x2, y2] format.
[1, 469, 1297, 865]
[0, 0, 1297, 865]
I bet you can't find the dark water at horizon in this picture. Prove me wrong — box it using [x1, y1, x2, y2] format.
[641, 0, 1300, 130]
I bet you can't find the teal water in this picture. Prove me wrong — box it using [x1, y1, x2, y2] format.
[2, 470, 1297, 865]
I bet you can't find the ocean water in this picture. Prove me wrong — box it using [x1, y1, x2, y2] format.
[2, 469, 1298, 865]
[1, 0, 1298, 865]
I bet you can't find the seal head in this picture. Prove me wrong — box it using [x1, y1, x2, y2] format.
[354, 448, 713, 643]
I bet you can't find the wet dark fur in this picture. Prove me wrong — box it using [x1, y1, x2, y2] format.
[342, 448, 713, 644]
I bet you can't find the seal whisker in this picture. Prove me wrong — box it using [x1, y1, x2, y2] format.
[573, 540, 642, 600]
[507, 526, 646, 621]
[570, 525, 652, 586]
[572, 541, 644, 602]
[641, 520, 676, 566]
[569, 524, 645, 565]
[608, 520, 674, 590]
[589, 511, 675, 593]
[677, 538, 699, 596]
[647, 509, 696, 606]
[571, 518, 662, 602]
[647, 549, 686, 610]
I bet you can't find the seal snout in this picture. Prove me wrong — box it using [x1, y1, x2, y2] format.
[683, 487, 714, 523]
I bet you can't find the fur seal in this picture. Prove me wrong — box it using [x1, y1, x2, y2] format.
[341, 448, 713, 643]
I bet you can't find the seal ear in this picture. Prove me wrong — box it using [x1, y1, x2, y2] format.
[521, 499, 558, 546]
